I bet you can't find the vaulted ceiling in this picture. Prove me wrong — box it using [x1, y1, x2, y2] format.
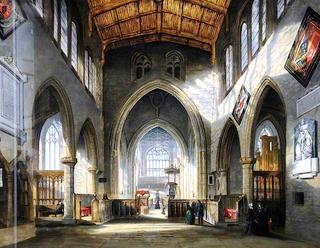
[88, 0, 230, 54]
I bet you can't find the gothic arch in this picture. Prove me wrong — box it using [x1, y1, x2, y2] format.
[33, 77, 76, 162]
[78, 118, 99, 170]
[243, 76, 287, 158]
[217, 118, 240, 171]
[110, 79, 207, 198]
[126, 118, 188, 197]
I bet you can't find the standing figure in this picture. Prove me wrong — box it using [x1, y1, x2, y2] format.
[197, 200, 204, 225]
[245, 203, 254, 235]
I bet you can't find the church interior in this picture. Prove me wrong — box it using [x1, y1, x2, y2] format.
[0, 0, 319, 247]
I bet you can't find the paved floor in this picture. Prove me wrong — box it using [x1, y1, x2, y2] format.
[0, 210, 317, 248]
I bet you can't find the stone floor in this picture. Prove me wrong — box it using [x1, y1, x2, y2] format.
[0, 210, 317, 248]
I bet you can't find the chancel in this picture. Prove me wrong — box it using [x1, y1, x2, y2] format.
[0, 0, 319, 247]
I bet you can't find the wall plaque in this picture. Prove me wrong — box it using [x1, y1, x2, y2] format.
[99, 177, 107, 183]
[297, 85, 320, 117]
[293, 118, 319, 178]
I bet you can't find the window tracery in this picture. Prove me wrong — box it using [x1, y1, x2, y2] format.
[166, 51, 184, 80]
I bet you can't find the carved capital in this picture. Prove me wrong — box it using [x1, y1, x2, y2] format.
[61, 157, 77, 166]
[240, 157, 255, 165]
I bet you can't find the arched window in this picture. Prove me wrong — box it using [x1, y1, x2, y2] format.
[166, 51, 184, 80]
[277, 0, 285, 19]
[39, 114, 63, 170]
[35, 0, 43, 17]
[132, 53, 151, 80]
[146, 147, 169, 177]
[84, 50, 96, 95]
[60, 0, 68, 56]
[241, 22, 248, 71]
[261, 0, 267, 41]
[251, 0, 260, 55]
[225, 45, 233, 90]
[71, 22, 78, 70]
[254, 120, 279, 154]
[53, 0, 58, 40]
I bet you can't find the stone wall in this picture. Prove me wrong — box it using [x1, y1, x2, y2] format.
[0, 0, 104, 222]
[212, 0, 320, 242]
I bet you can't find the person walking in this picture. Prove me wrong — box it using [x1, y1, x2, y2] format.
[197, 200, 204, 225]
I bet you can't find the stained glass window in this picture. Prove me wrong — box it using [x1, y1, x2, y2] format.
[39, 115, 63, 170]
[53, 0, 58, 40]
[261, 0, 267, 41]
[60, 0, 68, 56]
[251, 0, 260, 55]
[225, 45, 233, 90]
[146, 147, 169, 177]
[277, 0, 285, 19]
[71, 22, 78, 70]
[241, 22, 248, 70]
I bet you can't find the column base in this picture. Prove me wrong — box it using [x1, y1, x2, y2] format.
[62, 218, 76, 225]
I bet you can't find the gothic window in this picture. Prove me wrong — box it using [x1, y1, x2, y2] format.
[277, 0, 285, 19]
[146, 147, 169, 177]
[53, 0, 58, 41]
[251, 0, 260, 55]
[39, 115, 63, 171]
[132, 53, 151, 80]
[84, 50, 96, 96]
[261, 0, 267, 41]
[166, 51, 184, 80]
[254, 120, 279, 154]
[225, 45, 233, 90]
[71, 22, 78, 70]
[241, 22, 248, 71]
[35, 0, 43, 17]
[60, 0, 68, 56]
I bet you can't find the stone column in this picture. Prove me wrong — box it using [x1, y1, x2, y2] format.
[240, 157, 255, 204]
[88, 167, 97, 194]
[62, 157, 77, 224]
[197, 151, 207, 199]
[6, 173, 13, 227]
[219, 170, 228, 195]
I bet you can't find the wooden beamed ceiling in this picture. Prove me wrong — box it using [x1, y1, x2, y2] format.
[88, 0, 230, 55]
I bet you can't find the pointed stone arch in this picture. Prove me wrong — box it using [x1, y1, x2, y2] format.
[33, 77, 76, 161]
[126, 118, 188, 197]
[243, 76, 287, 158]
[79, 118, 99, 170]
[216, 118, 242, 195]
[110, 79, 207, 198]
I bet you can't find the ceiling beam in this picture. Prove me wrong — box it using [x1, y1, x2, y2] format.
[184, 0, 228, 14]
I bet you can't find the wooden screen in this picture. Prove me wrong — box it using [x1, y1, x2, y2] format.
[37, 171, 63, 205]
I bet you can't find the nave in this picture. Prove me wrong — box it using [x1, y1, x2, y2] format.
[0, 211, 316, 248]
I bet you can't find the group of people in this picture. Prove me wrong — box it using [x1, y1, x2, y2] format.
[245, 202, 273, 235]
[185, 200, 204, 225]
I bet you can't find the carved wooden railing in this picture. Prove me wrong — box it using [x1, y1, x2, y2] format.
[35, 170, 64, 217]
[111, 199, 138, 217]
[168, 199, 190, 217]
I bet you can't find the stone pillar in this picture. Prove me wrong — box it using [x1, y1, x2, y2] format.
[91, 195, 99, 222]
[6, 173, 13, 227]
[219, 170, 228, 195]
[240, 157, 255, 204]
[198, 151, 207, 199]
[88, 167, 97, 194]
[62, 157, 77, 224]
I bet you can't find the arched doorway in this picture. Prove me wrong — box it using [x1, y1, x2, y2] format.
[33, 79, 76, 220]
[110, 80, 206, 199]
[217, 119, 242, 196]
[250, 82, 286, 226]
[75, 119, 98, 195]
